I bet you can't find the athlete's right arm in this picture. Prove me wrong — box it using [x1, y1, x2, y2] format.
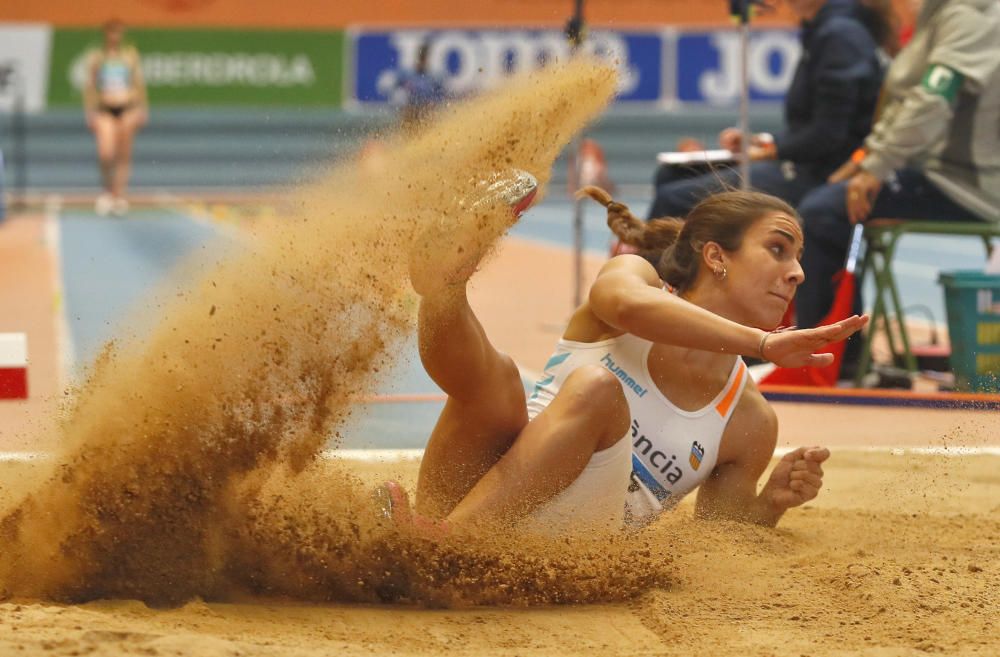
[589, 255, 764, 358]
[588, 255, 868, 368]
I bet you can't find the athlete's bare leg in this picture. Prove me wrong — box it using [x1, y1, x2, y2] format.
[411, 170, 629, 525]
[112, 110, 142, 201]
[414, 285, 531, 519]
[445, 365, 629, 528]
[92, 113, 117, 195]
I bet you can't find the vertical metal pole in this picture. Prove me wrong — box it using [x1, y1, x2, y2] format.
[738, 0, 751, 190]
[568, 0, 586, 309]
[12, 67, 27, 212]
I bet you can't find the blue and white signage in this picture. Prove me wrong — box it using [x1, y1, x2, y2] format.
[348, 27, 801, 108]
[350, 29, 663, 106]
[675, 30, 800, 104]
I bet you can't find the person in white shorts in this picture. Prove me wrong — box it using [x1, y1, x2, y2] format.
[380, 172, 867, 535]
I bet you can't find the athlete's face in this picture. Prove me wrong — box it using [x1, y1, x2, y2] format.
[104, 26, 124, 49]
[723, 211, 805, 330]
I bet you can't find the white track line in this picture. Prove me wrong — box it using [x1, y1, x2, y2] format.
[44, 194, 74, 385]
[3, 446, 999, 465]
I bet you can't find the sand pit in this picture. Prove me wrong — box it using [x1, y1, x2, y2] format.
[0, 451, 997, 655]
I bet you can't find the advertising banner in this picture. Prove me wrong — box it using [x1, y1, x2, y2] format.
[0, 24, 52, 113]
[349, 28, 664, 108]
[675, 30, 800, 104]
[48, 29, 344, 106]
[347, 27, 800, 109]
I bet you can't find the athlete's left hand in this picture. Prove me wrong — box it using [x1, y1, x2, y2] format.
[846, 171, 882, 224]
[763, 446, 829, 511]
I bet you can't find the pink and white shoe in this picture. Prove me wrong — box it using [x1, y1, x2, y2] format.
[467, 169, 539, 216]
[373, 480, 413, 524]
[409, 169, 539, 296]
[372, 481, 450, 538]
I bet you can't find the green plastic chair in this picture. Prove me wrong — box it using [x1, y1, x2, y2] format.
[854, 219, 1000, 386]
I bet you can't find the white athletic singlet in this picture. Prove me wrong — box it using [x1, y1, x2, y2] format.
[525, 331, 748, 531]
[97, 55, 132, 95]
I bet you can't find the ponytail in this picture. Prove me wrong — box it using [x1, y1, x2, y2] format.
[577, 186, 683, 267]
[579, 186, 797, 293]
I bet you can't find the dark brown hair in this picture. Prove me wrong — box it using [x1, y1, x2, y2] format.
[858, 0, 902, 56]
[579, 185, 797, 292]
[103, 19, 125, 33]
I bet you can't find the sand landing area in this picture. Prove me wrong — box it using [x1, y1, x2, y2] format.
[1, 451, 996, 657]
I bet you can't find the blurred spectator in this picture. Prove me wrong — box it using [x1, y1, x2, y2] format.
[858, 0, 903, 56]
[795, 0, 1000, 337]
[647, 0, 891, 219]
[394, 43, 448, 132]
[83, 19, 148, 217]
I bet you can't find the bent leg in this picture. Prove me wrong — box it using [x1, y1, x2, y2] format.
[868, 168, 983, 222]
[112, 111, 142, 199]
[414, 287, 531, 519]
[445, 365, 630, 528]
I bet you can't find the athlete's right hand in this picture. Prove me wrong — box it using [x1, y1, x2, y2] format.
[760, 315, 869, 368]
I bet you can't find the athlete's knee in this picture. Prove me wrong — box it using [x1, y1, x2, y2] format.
[494, 354, 529, 412]
[97, 148, 115, 166]
[560, 366, 630, 446]
[561, 366, 626, 413]
[467, 353, 528, 433]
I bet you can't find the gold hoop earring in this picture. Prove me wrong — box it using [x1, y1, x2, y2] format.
[715, 266, 727, 281]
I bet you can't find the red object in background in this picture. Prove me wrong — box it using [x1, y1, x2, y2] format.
[761, 224, 864, 387]
[898, 23, 914, 48]
[761, 272, 856, 386]
[0, 333, 28, 400]
[569, 138, 614, 197]
[0, 368, 28, 399]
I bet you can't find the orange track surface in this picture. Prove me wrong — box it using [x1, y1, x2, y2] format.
[0, 214, 62, 452]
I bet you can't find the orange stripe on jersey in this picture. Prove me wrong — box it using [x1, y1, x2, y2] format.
[715, 361, 746, 418]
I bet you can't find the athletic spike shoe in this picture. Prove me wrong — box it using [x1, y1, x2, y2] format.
[372, 480, 413, 525]
[467, 169, 539, 216]
[372, 480, 450, 538]
[409, 168, 538, 296]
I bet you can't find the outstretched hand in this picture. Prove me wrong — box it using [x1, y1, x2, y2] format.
[763, 446, 829, 512]
[761, 315, 869, 368]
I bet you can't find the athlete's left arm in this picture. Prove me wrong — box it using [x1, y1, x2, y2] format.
[694, 390, 829, 527]
[128, 46, 149, 120]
